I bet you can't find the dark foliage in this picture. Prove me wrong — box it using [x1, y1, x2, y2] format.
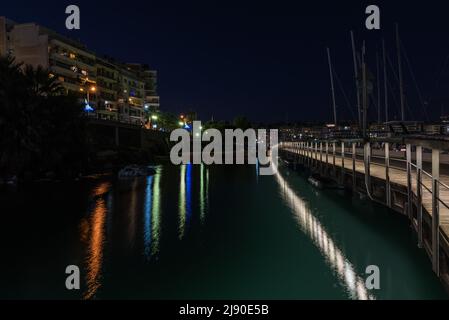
[0, 56, 88, 179]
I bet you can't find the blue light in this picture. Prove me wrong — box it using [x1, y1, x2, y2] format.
[84, 99, 94, 112]
[184, 124, 191, 130]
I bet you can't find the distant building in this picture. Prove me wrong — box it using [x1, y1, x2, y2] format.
[0, 16, 159, 126]
[125, 63, 160, 113]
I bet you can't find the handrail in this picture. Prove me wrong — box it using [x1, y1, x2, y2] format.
[421, 182, 432, 194]
[422, 170, 432, 178]
[438, 198, 449, 211]
[438, 180, 449, 192]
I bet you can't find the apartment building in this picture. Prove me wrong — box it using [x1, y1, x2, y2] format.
[0, 16, 159, 126]
[119, 66, 146, 124]
[125, 63, 160, 113]
[96, 57, 119, 121]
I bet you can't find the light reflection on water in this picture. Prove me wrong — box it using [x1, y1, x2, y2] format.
[82, 165, 204, 299]
[179, 164, 193, 239]
[144, 167, 162, 260]
[200, 164, 209, 223]
[83, 181, 112, 300]
[274, 167, 375, 300]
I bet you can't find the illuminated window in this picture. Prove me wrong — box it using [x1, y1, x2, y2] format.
[69, 53, 76, 59]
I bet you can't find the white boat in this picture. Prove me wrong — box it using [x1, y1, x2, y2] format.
[118, 165, 156, 179]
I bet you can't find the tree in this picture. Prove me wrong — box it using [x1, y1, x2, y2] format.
[0, 56, 87, 179]
[233, 116, 251, 130]
[158, 112, 180, 131]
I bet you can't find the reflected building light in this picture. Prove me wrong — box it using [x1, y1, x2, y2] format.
[200, 164, 209, 223]
[143, 176, 154, 260]
[256, 159, 260, 181]
[179, 165, 186, 239]
[274, 166, 374, 300]
[92, 181, 112, 197]
[84, 182, 111, 300]
[179, 164, 193, 239]
[186, 163, 192, 222]
[151, 167, 162, 256]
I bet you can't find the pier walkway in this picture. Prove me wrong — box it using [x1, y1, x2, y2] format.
[280, 137, 449, 289]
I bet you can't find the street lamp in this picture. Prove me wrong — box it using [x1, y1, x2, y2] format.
[88, 86, 96, 102]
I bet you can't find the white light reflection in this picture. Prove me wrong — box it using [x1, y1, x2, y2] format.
[143, 166, 162, 260]
[274, 165, 375, 300]
[200, 164, 209, 223]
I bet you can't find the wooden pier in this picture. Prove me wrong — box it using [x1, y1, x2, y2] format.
[280, 136, 449, 292]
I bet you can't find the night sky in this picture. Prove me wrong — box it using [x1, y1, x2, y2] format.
[2, 1, 449, 123]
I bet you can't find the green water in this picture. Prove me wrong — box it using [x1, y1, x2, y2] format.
[0, 164, 447, 299]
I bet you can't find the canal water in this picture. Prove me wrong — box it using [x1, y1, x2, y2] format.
[0, 163, 447, 300]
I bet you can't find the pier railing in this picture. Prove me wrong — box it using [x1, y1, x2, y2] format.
[280, 136, 449, 282]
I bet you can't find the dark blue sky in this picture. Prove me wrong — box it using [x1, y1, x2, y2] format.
[2, 1, 449, 123]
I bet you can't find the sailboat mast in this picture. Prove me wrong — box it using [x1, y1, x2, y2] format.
[351, 31, 361, 128]
[382, 39, 388, 123]
[396, 23, 405, 121]
[327, 47, 337, 125]
[376, 51, 381, 124]
[362, 41, 368, 137]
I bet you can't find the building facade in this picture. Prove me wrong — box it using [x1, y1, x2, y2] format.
[0, 16, 159, 126]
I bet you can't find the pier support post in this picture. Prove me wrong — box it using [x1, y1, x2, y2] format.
[302, 142, 305, 164]
[320, 143, 323, 174]
[315, 142, 318, 169]
[341, 142, 345, 185]
[416, 145, 423, 248]
[352, 143, 356, 190]
[325, 142, 329, 175]
[307, 142, 310, 167]
[385, 143, 391, 208]
[305, 142, 308, 167]
[365, 142, 372, 195]
[333, 142, 336, 177]
[406, 144, 413, 220]
[293, 143, 297, 167]
[432, 149, 440, 276]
